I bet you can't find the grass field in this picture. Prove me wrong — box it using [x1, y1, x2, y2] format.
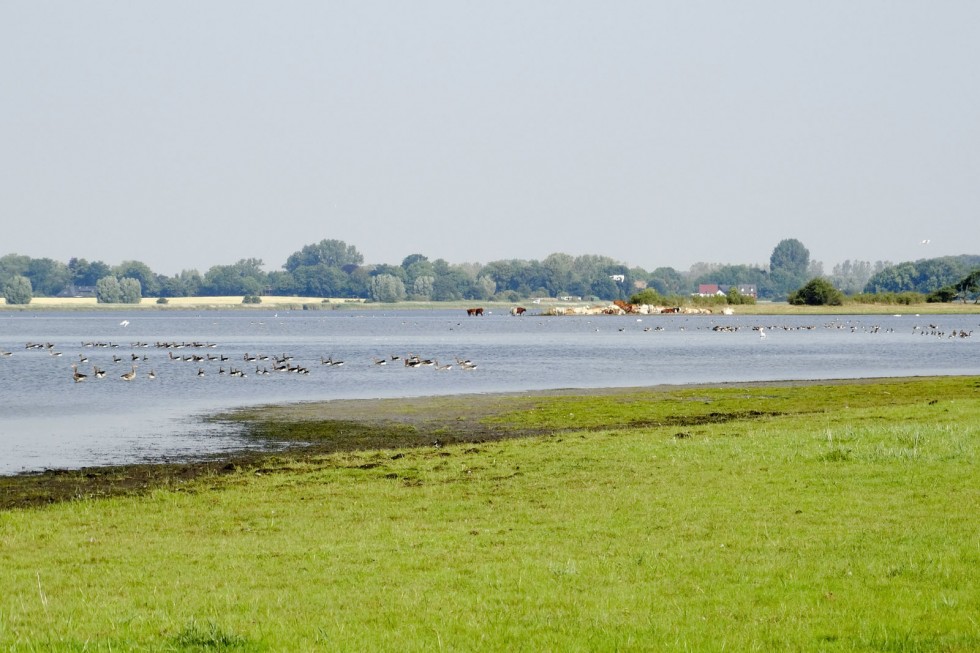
[1, 378, 978, 651]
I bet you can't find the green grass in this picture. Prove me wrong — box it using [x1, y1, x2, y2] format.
[1, 378, 978, 651]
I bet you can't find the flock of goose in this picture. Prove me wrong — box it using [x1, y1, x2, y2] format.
[0, 341, 480, 383]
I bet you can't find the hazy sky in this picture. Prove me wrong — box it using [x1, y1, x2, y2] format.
[2, 2, 978, 276]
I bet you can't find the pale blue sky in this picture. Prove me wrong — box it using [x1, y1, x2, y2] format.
[2, 2, 978, 276]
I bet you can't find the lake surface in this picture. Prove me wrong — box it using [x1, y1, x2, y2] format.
[1, 309, 977, 474]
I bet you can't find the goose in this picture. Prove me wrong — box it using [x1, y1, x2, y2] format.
[373, 357, 387, 366]
[78, 353, 89, 363]
[121, 365, 137, 381]
[434, 361, 452, 371]
[72, 364, 87, 383]
[147, 369, 157, 380]
[197, 367, 206, 377]
[93, 366, 107, 379]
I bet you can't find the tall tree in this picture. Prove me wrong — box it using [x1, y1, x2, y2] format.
[115, 260, 159, 296]
[95, 276, 123, 303]
[284, 239, 363, 272]
[25, 258, 70, 296]
[3, 275, 32, 305]
[769, 239, 811, 298]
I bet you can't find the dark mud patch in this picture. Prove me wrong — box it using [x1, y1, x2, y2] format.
[4, 376, 975, 511]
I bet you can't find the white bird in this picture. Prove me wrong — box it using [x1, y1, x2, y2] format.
[921, 239, 931, 244]
[120, 320, 130, 327]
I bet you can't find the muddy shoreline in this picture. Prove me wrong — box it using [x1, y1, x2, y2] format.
[0, 376, 967, 510]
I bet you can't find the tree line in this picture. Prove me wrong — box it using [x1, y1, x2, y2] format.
[2, 238, 978, 305]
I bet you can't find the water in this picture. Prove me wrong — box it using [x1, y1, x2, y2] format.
[1, 309, 977, 474]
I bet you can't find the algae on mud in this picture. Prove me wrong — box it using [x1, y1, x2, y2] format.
[4, 376, 976, 511]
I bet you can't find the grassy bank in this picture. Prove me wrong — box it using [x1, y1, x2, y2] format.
[1, 378, 978, 651]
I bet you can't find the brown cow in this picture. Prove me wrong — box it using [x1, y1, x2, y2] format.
[466, 307, 485, 316]
[511, 306, 526, 316]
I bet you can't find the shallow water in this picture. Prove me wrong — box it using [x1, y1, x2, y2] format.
[1, 309, 977, 474]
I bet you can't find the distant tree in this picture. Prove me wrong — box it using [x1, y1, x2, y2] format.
[95, 276, 123, 303]
[472, 275, 497, 300]
[769, 239, 811, 299]
[589, 276, 621, 300]
[788, 278, 844, 306]
[26, 257, 70, 296]
[203, 259, 267, 296]
[401, 253, 429, 269]
[864, 256, 980, 294]
[647, 267, 688, 296]
[630, 288, 667, 306]
[115, 260, 159, 296]
[411, 275, 435, 300]
[370, 274, 406, 302]
[3, 275, 32, 305]
[371, 264, 407, 282]
[158, 269, 203, 297]
[68, 258, 113, 287]
[284, 239, 363, 272]
[958, 269, 980, 302]
[829, 260, 874, 295]
[0, 254, 31, 284]
[119, 277, 142, 304]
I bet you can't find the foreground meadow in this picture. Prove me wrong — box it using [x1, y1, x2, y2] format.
[1, 378, 978, 651]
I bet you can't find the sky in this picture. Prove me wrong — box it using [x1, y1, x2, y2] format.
[2, 2, 978, 277]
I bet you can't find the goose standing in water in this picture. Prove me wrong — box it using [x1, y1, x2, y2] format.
[72, 364, 87, 383]
[121, 365, 137, 381]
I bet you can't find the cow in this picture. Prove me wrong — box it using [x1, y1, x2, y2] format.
[466, 307, 485, 316]
[510, 306, 526, 316]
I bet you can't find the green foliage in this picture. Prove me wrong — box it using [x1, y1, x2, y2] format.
[242, 295, 262, 304]
[156, 297, 169, 304]
[769, 238, 811, 298]
[629, 288, 666, 305]
[955, 269, 980, 303]
[927, 286, 959, 303]
[864, 256, 980, 294]
[850, 291, 927, 305]
[725, 285, 756, 305]
[95, 276, 123, 303]
[788, 277, 844, 306]
[2, 274, 32, 304]
[203, 259, 267, 296]
[369, 273, 406, 302]
[119, 277, 142, 304]
[115, 260, 159, 296]
[68, 257, 113, 286]
[285, 239, 363, 272]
